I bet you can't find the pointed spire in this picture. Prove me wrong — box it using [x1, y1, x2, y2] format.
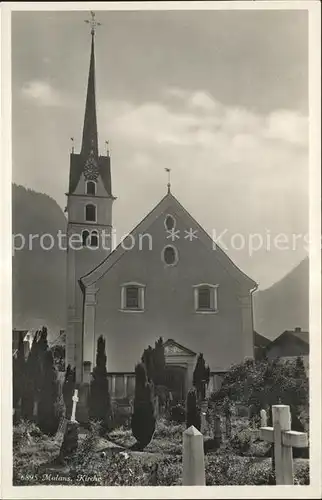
[81, 31, 98, 159]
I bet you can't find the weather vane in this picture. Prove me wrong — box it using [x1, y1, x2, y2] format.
[84, 11, 102, 36]
[165, 168, 171, 194]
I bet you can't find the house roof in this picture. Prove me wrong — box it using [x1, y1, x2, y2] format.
[286, 330, 309, 344]
[80, 191, 258, 291]
[254, 331, 271, 348]
[265, 328, 309, 353]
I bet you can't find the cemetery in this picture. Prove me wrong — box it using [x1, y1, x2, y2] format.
[12, 328, 310, 486]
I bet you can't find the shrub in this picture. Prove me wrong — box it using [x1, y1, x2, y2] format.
[294, 460, 310, 485]
[186, 388, 201, 430]
[89, 336, 112, 430]
[13, 420, 43, 450]
[211, 357, 309, 429]
[131, 363, 155, 450]
[154, 457, 182, 485]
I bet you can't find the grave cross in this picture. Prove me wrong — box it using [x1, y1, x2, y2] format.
[200, 400, 208, 434]
[71, 389, 79, 423]
[260, 405, 308, 485]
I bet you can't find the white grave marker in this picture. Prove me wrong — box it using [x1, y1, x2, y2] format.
[260, 405, 308, 485]
[71, 389, 79, 423]
[182, 425, 206, 485]
[260, 409, 268, 427]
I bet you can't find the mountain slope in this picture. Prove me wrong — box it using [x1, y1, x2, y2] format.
[12, 184, 67, 339]
[253, 257, 309, 340]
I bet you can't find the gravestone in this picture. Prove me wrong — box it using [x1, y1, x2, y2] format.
[182, 426, 206, 485]
[260, 405, 308, 485]
[58, 421, 79, 463]
[71, 389, 79, 423]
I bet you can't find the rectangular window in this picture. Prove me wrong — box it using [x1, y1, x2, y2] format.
[120, 283, 145, 312]
[126, 286, 139, 309]
[193, 284, 218, 313]
[198, 287, 211, 309]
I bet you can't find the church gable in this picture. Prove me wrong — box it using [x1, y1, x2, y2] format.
[81, 192, 257, 292]
[164, 339, 196, 357]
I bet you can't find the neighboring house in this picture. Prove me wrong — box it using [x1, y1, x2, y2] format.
[253, 331, 271, 360]
[65, 26, 258, 405]
[264, 327, 309, 373]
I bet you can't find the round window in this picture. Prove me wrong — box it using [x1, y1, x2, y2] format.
[165, 215, 175, 231]
[162, 245, 178, 265]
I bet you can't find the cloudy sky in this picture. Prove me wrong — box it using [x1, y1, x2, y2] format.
[12, 8, 308, 290]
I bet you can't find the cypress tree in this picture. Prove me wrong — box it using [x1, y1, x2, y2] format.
[141, 345, 155, 382]
[13, 331, 26, 419]
[186, 388, 201, 430]
[131, 362, 156, 450]
[141, 338, 166, 386]
[89, 336, 111, 429]
[21, 330, 42, 420]
[38, 349, 60, 435]
[62, 364, 76, 419]
[193, 353, 210, 401]
[153, 337, 166, 386]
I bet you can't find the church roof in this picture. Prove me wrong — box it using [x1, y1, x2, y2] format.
[80, 191, 258, 292]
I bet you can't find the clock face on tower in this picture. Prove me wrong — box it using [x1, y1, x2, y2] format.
[84, 149, 99, 181]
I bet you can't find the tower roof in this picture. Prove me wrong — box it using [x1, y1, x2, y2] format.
[68, 14, 113, 197]
[81, 32, 98, 159]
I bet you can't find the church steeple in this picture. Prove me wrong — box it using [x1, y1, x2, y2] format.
[67, 11, 113, 196]
[81, 23, 98, 159]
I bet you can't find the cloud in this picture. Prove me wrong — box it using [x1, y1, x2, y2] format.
[97, 89, 308, 284]
[104, 90, 308, 154]
[21, 80, 63, 107]
[263, 110, 308, 146]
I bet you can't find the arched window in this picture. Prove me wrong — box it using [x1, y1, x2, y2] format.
[162, 245, 178, 266]
[90, 230, 99, 248]
[86, 181, 96, 196]
[164, 215, 176, 231]
[85, 204, 96, 222]
[82, 230, 90, 247]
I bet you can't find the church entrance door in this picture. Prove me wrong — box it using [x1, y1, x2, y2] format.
[164, 365, 186, 402]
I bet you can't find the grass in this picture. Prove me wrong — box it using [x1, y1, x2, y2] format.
[13, 416, 310, 486]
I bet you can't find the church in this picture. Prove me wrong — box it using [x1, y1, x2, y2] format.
[65, 18, 258, 403]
